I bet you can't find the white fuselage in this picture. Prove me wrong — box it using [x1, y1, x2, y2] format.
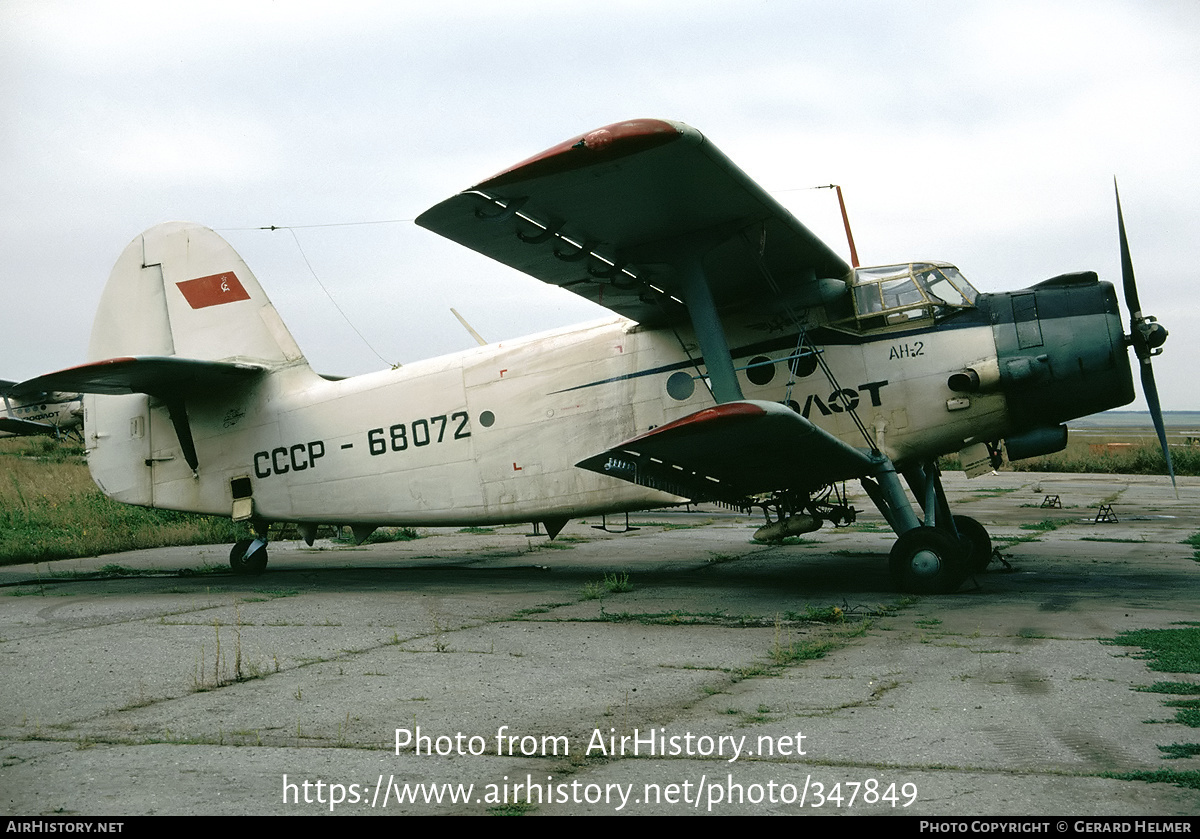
[85, 314, 1009, 526]
[0, 393, 82, 438]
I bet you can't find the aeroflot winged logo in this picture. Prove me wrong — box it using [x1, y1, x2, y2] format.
[176, 272, 251, 309]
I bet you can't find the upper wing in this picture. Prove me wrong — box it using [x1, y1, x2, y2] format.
[416, 119, 850, 325]
[576, 400, 874, 504]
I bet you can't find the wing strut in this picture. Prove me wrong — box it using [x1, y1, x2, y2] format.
[680, 255, 744, 404]
[163, 397, 199, 474]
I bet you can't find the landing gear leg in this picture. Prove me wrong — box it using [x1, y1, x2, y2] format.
[229, 522, 269, 575]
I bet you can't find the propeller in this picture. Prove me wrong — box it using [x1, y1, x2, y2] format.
[1114, 179, 1175, 491]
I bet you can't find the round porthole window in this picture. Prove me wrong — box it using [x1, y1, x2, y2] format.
[793, 352, 818, 378]
[666, 371, 695, 401]
[479, 410, 495, 428]
[746, 355, 775, 386]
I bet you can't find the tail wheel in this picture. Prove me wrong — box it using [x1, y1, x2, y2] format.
[229, 538, 268, 575]
[889, 527, 967, 594]
[952, 515, 992, 574]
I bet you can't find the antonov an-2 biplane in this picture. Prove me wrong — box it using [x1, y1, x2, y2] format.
[1, 381, 82, 441]
[13, 119, 1173, 593]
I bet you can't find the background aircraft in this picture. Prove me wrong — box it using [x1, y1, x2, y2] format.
[12, 120, 1172, 593]
[0, 381, 82, 441]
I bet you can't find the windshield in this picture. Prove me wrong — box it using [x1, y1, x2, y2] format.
[848, 262, 978, 327]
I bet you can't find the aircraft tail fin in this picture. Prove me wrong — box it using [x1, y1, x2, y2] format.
[88, 222, 306, 368]
[29, 223, 315, 509]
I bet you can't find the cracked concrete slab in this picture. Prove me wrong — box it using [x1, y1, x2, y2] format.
[0, 472, 1197, 815]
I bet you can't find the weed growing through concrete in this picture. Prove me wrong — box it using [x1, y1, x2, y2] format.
[366, 527, 422, 543]
[1158, 743, 1200, 760]
[1020, 518, 1067, 532]
[1103, 624, 1200, 792]
[603, 571, 631, 593]
[769, 616, 834, 665]
[581, 571, 632, 600]
[784, 605, 844, 624]
[1183, 532, 1200, 563]
[1106, 625, 1200, 673]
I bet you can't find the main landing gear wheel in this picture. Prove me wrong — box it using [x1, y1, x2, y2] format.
[229, 538, 268, 576]
[952, 515, 992, 574]
[889, 527, 967, 594]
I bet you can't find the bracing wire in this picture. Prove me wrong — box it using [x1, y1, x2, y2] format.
[281, 226, 398, 369]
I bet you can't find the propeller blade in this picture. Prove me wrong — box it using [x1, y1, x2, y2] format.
[1138, 358, 1177, 491]
[1115, 179, 1142, 321]
[1114, 179, 1176, 493]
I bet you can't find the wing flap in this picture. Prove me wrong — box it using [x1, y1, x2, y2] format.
[576, 400, 874, 503]
[416, 119, 850, 325]
[12, 356, 266, 398]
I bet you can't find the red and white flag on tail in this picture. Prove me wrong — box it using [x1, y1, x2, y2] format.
[176, 272, 251, 309]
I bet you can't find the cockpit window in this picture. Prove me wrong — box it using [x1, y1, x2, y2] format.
[921, 265, 977, 306]
[845, 262, 978, 331]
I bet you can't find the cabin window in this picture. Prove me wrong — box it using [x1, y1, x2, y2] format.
[845, 262, 979, 332]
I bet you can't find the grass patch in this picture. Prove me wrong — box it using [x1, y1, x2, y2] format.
[942, 431, 1199, 477]
[783, 605, 845, 624]
[0, 438, 245, 565]
[365, 527, 421, 543]
[1011, 442, 1200, 477]
[1183, 532, 1200, 564]
[769, 635, 834, 665]
[595, 608, 745, 626]
[631, 519, 712, 530]
[582, 571, 632, 600]
[1104, 626, 1200, 673]
[1020, 518, 1067, 532]
[1136, 681, 1200, 695]
[1163, 699, 1200, 728]
[847, 522, 893, 533]
[1158, 743, 1200, 760]
[769, 614, 836, 664]
[1106, 624, 1200, 781]
[1102, 769, 1200, 792]
[602, 571, 631, 593]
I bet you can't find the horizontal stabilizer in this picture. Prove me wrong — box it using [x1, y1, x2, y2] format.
[576, 400, 874, 504]
[12, 356, 265, 398]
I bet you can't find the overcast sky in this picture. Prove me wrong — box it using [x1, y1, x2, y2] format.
[4, 1, 1198, 410]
